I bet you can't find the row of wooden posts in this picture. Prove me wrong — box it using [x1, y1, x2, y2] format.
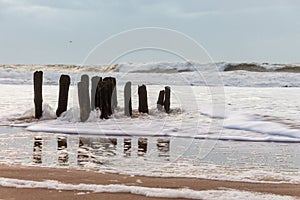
[33, 71, 171, 122]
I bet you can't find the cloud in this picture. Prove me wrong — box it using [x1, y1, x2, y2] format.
[0, 0, 128, 13]
[142, 0, 300, 20]
[1, 0, 299, 18]
[0, 0, 299, 63]
[164, 6, 221, 19]
[0, 0, 58, 16]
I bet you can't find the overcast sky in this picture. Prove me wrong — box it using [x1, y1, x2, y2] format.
[0, 0, 299, 64]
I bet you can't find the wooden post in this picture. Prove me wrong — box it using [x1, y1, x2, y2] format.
[124, 81, 132, 116]
[111, 77, 118, 110]
[164, 86, 171, 113]
[100, 81, 109, 119]
[138, 85, 148, 114]
[157, 90, 165, 111]
[56, 75, 70, 117]
[91, 76, 100, 110]
[33, 71, 43, 119]
[95, 77, 103, 110]
[81, 74, 89, 89]
[103, 77, 113, 115]
[78, 75, 91, 122]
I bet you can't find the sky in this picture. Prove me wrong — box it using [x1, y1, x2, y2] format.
[0, 0, 300, 64]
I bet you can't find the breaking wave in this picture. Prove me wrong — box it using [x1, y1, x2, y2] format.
[1, 62, 300, 87]
[223, 63, 300, 73]
[1, 62, 300, 74]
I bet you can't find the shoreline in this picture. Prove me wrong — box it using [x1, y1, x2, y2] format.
[0, 164, 299, 199]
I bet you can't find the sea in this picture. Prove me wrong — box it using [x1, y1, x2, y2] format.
[0, 61, 299, 184]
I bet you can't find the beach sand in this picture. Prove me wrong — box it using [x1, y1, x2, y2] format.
[0, 164, 299, 199]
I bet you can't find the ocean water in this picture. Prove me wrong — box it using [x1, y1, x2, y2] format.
[0, 62, 299, 184]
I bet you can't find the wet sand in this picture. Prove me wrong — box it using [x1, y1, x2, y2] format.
[0, 164, 299, 199]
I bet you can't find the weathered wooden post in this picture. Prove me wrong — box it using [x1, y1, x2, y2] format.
[157, 90, 165, 111]
[124, 81, 132, 116]
[100, 81, 109, 119]
[78, 75, 91, 122]
[34, 71, 43, 119]
[111, 77, 118, 110]
[138, 85, 148, 114]
[95, 77, 103, 110]
[103, 77, 113, 115]
[164, 86, 171, 113]
[102, 77, 117, 115]
[56, 75, 70, 117]
[81, 74, 89, 89]
[91, 76, 100, 110]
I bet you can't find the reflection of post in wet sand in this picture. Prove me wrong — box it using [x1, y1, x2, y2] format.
[157, 138, 170, 159]
[123, 138, 132, 156]
[77, 137, 117, 166]
[138, 138, 148, 156]
[57, 136, 68, 165]
[33, 137, 42, 164]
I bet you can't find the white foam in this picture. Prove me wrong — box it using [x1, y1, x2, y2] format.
[1, 62, 300, 87]
[100, 159, 300, 184]
[0, 177, 296, 200]
[1, 66, 300, 187]
[0, 83, 296, 144]
[24, 109, 300, 143]
[5, 103, 56, 122]
[40, 104, 56, 120]
[224, 113, 300, 139]
[58, 107, 81, 122]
